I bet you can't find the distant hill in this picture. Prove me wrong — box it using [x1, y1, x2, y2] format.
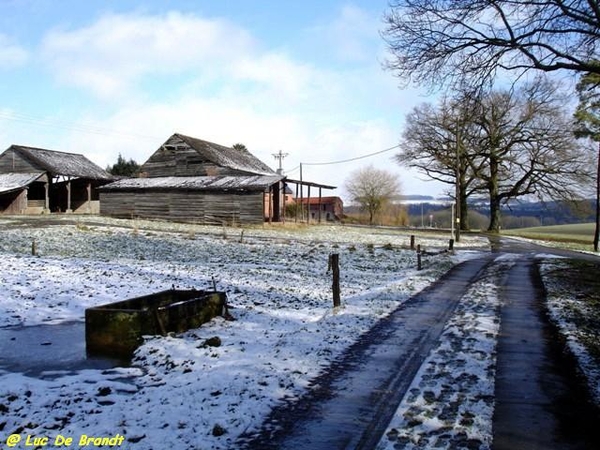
[400, 198, 595, 228]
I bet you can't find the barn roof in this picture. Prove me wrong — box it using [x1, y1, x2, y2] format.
[6, 145, 113, 180]
[165, 134, 275, 176]
[100, 175, 283, 192]
[0, 172, 44, 194]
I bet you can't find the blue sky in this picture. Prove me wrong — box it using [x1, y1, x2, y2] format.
[0, 0, 445, 199]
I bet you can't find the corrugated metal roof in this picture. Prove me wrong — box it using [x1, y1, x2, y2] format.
[100, 175, 283, 192]
[171, 134, 275, 176]
[9, 145, 113, 180]
[0, 172, 44, 194]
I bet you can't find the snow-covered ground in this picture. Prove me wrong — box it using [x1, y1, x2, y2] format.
[0, 217, 486, 449]
[538, 258, 600, 406]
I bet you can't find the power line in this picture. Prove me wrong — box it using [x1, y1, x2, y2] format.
[301, 144, 400, 166]
[0, 111, 160, 141]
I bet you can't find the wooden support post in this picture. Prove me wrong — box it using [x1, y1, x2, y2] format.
[66, 180, 72, 213]
[318, 187, 322, 223]
[295, 182, 299, 223]
[410, 235, 415, 250]
[331, 253, 341, 307]
[417, 244, 422, 271]
[449, 239, 454, 251]
[44, 182, 49, 213]
[267, 185, 273, 224]
[31, 239, 37, 256]
[307, 184, 311, 224]
[87, 183, 92, 213]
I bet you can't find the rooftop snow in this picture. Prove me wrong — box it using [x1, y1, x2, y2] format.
[168, 134, 276, 176]
[7, 145, 113, 180]
[100, 175, 283, 191]
[0, 172, 44, 194]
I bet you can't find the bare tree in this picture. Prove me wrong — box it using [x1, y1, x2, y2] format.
[382, 0, 600, 91]
[398, 94, 482, 230]
[471, 79, 592, 231]
[399, 78, 592, 232]
[345, 165, 401, 225]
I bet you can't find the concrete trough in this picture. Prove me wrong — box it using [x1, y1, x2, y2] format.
[85, 289, 227, 357]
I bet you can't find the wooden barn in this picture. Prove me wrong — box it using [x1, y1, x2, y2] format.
[0, 145, 113, 215]
[100, 133, 288, 225]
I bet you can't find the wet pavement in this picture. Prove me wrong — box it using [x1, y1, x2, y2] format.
[0, 321, 128, 378]
[238, 257, 495, 449]
[493, 252, 600, 449]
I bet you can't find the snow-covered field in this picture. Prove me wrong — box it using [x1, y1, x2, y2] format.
[0, 216, 487, 449]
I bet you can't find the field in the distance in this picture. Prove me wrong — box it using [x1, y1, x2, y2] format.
[503, 222, 596, 245]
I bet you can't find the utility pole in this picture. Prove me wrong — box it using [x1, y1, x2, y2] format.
[455, 117, 461, 242]
[594, 141, 600, 252]
[272, 150, 289, 175]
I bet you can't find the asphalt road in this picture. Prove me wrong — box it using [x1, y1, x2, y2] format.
[239, 237, 600, 450]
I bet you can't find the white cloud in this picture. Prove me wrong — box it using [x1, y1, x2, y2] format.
[0, 34, 29, 68]
[302, 4, 382, 64]
[40, 11, 255, 98]
[37, 7, 444, 198]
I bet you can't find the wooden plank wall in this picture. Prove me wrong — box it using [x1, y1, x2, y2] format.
[141, 143, 246, 178]
[0, 149, 39, 173]
[0, 190, 27, 214]
[100, 190, 264, 225]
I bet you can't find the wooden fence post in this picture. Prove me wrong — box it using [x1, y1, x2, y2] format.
[31, 239, 37, 256]
[449, 239, 454, 251]
[417, 244, 422, 271]
[410, 235, 415, 250]
[331, 253, 341, 307]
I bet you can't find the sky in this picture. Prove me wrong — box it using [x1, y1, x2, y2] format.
[0, 0, 447, 201]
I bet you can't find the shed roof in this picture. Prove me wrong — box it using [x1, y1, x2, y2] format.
[5, 145, 113, 180]
[163, 134, 275, 176]
[0, 172, 45, 195]
[100, 175, 283, 192]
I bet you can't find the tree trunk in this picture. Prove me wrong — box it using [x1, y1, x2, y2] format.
[488, 195, 501, 232]
[487, 157, 501, 232]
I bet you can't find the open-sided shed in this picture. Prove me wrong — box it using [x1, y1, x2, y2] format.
[0, 145, 113, 215]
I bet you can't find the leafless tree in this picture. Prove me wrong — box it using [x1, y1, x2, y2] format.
[382, 0, 600, 91]
[345, 165, 401, 225]
[398, 94, 482, 230]
[398, 78, 592, 232]
[471, 78, 592, 231]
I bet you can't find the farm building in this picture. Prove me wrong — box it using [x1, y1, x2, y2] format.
[297, 196, 344, 222]
[100, 133, 327, 225]
[0, 145, 113, 215]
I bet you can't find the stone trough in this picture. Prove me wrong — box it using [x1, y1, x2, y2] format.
[85, 289, 227, 357]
